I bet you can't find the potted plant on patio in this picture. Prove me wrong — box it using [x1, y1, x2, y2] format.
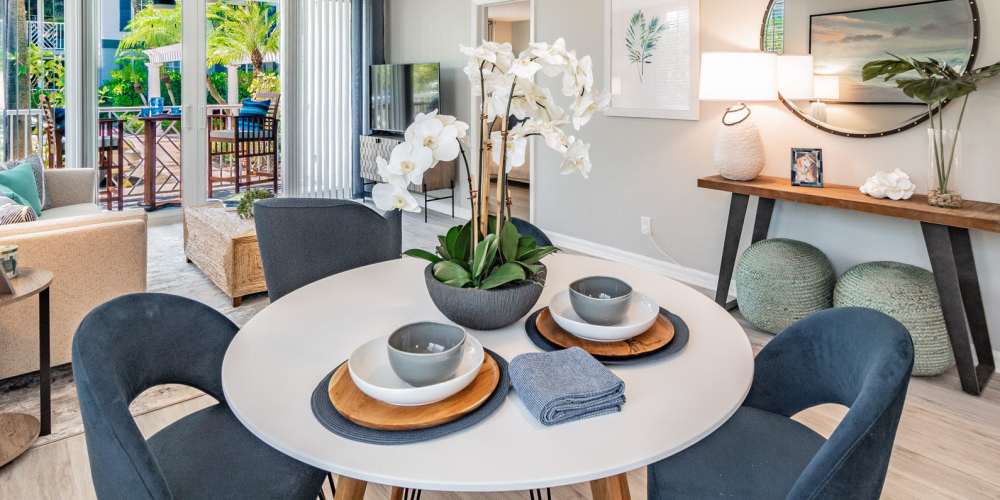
[371, 39, 608, 330]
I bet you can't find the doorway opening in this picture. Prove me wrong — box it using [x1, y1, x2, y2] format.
[482, 0, 533, 222]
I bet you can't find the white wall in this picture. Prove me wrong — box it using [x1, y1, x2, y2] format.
[388, 0, 1000, 349]
[386, 0, 474, 211]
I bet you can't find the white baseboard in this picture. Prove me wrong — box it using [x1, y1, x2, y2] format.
[543, 229, 724, 294]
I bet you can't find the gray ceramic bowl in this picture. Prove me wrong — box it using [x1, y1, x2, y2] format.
[569, 276, 634, 326]
[387, 322, 467, 387]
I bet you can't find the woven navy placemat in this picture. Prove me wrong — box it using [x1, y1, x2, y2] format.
[523, 308, 690, 365]
[311, 349, 510, 445]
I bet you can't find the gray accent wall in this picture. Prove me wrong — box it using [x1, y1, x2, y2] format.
[389, 0, 1000, 350]
[386, 0, 473, 212]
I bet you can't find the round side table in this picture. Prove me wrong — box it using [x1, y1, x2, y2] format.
[0, 268, 53, 468]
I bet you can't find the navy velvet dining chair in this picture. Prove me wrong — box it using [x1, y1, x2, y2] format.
[511, 217, 553, 247]
[73, 293, 327, 500]
[254, 198, 402, 302]
[648, 307, 914, 500]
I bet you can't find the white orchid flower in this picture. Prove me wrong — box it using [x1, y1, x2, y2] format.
[572, 91, 610, 130]
[530, 38, 570, 76]
[488, 73, 516, 121]
[563, 54, 594, 97]
[436, 114, 469, 140]
[511, 119, 570, 153]
[490, 131, 528, 171]
[409, 118, 460, 163]
[510, 56, 543, 80]
[373, 182, 420, 213]
[385, 142, 434, 186]
[376, 157, 408, 188]
[560, 137, 592, 178]
[461, 41, 514, 72]
[405, 111, 438, 142]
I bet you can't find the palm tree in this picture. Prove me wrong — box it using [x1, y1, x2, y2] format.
[207, 1, 279, 76]
[118, 1, 229, 104]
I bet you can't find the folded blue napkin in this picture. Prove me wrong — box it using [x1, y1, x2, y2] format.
[509, 347, 625, 426]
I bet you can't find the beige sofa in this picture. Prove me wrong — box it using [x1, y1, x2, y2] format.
[0, 168, 147, 379]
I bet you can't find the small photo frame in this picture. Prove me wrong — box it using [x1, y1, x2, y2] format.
[791, 148, 824, 187]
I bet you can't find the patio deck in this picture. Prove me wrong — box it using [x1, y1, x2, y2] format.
[6, 105, 281, 209]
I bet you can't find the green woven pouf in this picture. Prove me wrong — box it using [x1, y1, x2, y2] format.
[734, 239, 836, 334]
[834, 261, 954, 376]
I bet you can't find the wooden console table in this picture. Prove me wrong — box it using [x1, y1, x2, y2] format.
[699, 175, 998, 396]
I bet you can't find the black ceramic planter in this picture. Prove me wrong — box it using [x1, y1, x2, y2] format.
[424, 264, 546, 331]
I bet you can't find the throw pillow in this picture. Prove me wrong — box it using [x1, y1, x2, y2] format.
[0, 164, 42, 216]
[2, 156, 47, 210]
[238, 99, 271, 133]
[0, 202, 37, 225]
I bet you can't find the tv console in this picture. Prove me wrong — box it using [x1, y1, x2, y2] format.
[359, 134, 457, 222]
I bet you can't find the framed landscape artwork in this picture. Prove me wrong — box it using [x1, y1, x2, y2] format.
[810, 0, 975, 104]
[604, 0, 700, 120]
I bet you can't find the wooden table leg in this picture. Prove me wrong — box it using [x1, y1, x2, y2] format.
[389, 487, 404, 500]
[334, 476, 368, 500]
[590, 473, 631, 500]
[922, 223, 995, 395]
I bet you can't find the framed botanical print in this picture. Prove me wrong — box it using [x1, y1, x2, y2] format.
[604, 0, 700, 120]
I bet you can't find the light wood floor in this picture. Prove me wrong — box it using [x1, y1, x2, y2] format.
[1, 209, 999, 499]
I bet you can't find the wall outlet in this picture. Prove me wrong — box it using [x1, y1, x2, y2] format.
[640, 216, 652, 236]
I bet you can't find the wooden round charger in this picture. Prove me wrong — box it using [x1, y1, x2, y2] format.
[535, 308, 676, 357]
[327, 354, 500, 431]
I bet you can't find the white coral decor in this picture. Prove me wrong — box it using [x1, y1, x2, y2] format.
[860, 169, 916, 201]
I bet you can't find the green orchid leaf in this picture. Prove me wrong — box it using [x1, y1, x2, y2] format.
[434, 260, 471, 285]
[500, 222, 520, 262]
[518, 245, 558, 265]
[453, 223, 473, 262]
[480, 263, 527, 290]
[516, 236, 538, 259]
[437, 235, 452, 260]
[516, 261, 545, 276]
[443, 278, 472, 288]
[472, 234, 499, 280]
[444, 225, 463, 260]
[403, 249, 442, 264]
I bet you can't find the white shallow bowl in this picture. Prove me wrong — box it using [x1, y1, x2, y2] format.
[550, 290, 659, 342]
[348, 333, 485, 406]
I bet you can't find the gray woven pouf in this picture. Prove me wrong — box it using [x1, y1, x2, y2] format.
[834, 261, 954, 376]
[735, 239, 836, 334]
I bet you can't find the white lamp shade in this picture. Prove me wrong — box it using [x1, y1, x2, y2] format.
[699, 52, 778, 102]
[777, 55, 815, 100]
[814, 75, 841, 100]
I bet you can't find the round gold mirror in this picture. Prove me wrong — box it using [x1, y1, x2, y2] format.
[761, 0, 980, 138]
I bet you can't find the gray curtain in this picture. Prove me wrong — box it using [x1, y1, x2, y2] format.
[353, 0, 385, 198]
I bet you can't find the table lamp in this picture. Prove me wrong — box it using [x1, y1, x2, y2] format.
[811, 76, 841, 122]
[699, 52, 778, 181]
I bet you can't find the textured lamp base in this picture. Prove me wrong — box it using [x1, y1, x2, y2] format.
[714, 119, 765, 181]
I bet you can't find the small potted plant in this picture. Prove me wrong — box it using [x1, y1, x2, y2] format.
[372, 39, 607, 330]
[863, 55, 1000, 208]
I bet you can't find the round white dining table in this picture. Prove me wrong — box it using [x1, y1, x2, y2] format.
[222, 253, 754, 498]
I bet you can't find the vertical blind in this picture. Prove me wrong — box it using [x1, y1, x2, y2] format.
[288, 0, 354, 198]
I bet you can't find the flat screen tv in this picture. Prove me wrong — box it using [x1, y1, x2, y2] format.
[370, 63, 441, 135]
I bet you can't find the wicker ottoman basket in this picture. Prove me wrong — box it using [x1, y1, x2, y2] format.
[735, 239, 836, 334]
[834, 261, 954, 376]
